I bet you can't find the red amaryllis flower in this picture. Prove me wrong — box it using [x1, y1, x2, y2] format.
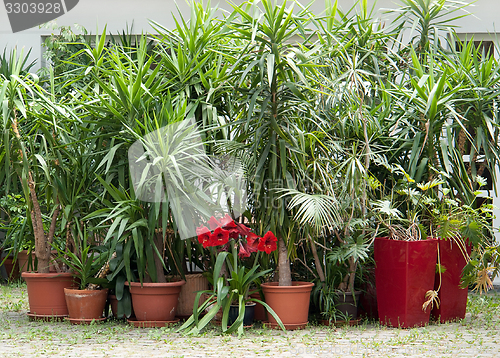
[258, 231, 277, 254]
[246, 232, 260, 253]
[209, 227, 229, 246]
[220, 214, 237, 229]
[238, 241, 251, 258]
[207, 216, 221, 230]
[196, 226, 212, 248]
[235, 222, 251, 237]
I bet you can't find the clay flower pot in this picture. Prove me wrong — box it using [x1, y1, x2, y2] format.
[64, 288, 109, 324]
[374, 237, 438, 328]
[126, 280, 185, 322]
[22, 272, 76, 319]
[261, 281, 314, 330]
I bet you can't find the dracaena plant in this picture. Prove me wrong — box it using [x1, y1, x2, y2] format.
[178, 214, 284, 336]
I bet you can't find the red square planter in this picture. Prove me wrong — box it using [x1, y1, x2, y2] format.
[375, 237, 438, 328]
[431, 238, 471, 323]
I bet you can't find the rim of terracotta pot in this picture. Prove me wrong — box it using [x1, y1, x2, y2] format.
[64, 288, 109, 295]
[21, 272, 74, 279]
[261, 281, 314, 292]
[125, 280, 186, 287]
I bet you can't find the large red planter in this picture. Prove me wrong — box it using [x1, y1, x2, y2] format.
[374, 237, 438, 328]
[431, 238, 471, 323]
[261, 281, 314, 330]
[22, 272, 77, 318]
[126, 281, 185, 321]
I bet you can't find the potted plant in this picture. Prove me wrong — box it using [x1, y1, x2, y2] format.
[177, 214, 284, 335]
[1, 66, 79, 320]
[371, 166, 443, 328]
[59, 223, 110, 325]
[423, 177, 495, 322]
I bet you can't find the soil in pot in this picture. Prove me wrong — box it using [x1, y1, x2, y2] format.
[64, 288, 109, 322]
[375, 237, 437, 328]
[126, 280, 185, 322]
[22, 272, 77, 318]
[261, 281, 314, 330]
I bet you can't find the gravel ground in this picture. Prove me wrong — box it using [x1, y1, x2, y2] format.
[0, 284, 499, 357]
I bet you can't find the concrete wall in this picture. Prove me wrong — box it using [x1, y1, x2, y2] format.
[0, 1, 497, 69]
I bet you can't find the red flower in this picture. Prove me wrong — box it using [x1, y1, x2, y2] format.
[220, 214, 236, 229]
[196, 226, 212, 248]
[258, 231, 277, 254]
[246, 232, 260, 253]
[207, 216, 221, 230]
[238, 241, 251, 258]
[235, 222, 251, 237]
[209, 227, 229, 247]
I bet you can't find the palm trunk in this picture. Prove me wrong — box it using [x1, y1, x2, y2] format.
[278, 236, 291, 286]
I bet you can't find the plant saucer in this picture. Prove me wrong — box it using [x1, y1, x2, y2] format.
[27, 312, 67, 322]
[64, 317, 107, 325]
[127, 317, 180, 328]
[263, 321, 308, 330]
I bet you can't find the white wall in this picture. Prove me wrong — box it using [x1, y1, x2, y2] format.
[0, 1, 497, 70]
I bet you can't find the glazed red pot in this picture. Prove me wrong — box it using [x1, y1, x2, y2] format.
[374, 237, 438, 328]
[126, 280, 185, 321]
[64, 288, 109, 320]
[432, 238, 472, 323]
[22, 272, 77, 317]
[261, 281, 314, 330]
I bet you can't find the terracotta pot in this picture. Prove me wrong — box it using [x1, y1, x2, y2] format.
[22, 272, 76, 317]
[18, 250, 59, 275]
[17, 250, 35, 273]
[3, 257, 20, 281]
[126, 280, 185, 321]
[335, 291, 362, 320]
[431, 238, 472, 323]
[375, 237, 438, 328]
[261, 281, 314, 330]
[176, 273, 208, 318]
[249, 292, 266, 321]
[108, 294, 119, 318]
[64, 288, 109, 320]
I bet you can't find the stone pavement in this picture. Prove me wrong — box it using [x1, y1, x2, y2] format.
[0, 287, 499, 357]
[0, 310, 498, 357]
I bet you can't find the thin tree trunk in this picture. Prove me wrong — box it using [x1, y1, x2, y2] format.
[309, 235, 325, 282]
[278, 236, 291, 286]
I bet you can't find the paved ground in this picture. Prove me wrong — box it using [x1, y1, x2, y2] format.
[0, 285, 499, 357]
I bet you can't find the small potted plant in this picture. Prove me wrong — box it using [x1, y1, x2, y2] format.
[59, 222, 110, 325]
[178, 214, 284, 336]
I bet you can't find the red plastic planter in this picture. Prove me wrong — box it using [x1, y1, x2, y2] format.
[431, 238, 471, 323]
[374, 237, 438, 328]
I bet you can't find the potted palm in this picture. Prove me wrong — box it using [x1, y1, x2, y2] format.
[223, 0, 322, 330]
[59, 223, 110, 324]
[1, 64, 79, 320]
